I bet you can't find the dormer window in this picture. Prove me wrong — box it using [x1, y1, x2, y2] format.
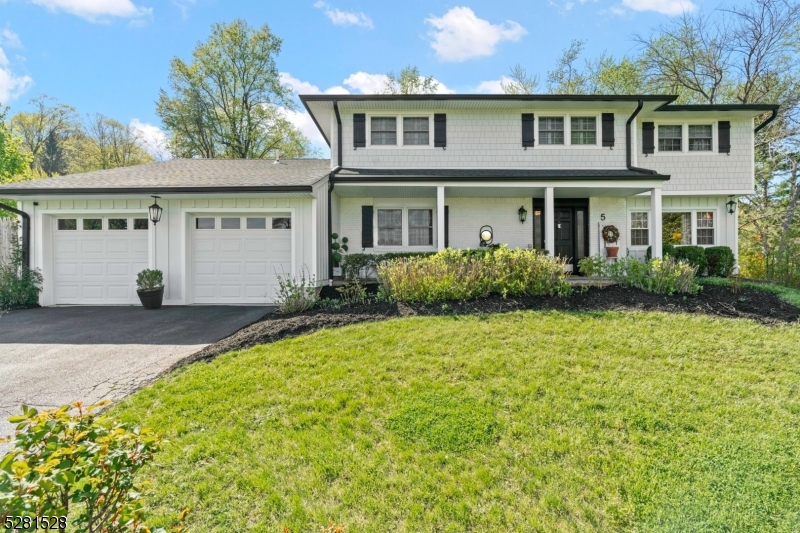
[539, 117, 565, 145]
[371, 117, 397, 145]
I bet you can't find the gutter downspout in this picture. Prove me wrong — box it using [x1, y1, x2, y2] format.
[0, 201, 30, 267]
[754, 108, 778, 134]
[329, 100, 343, 280]
[626, 99, 658, 175]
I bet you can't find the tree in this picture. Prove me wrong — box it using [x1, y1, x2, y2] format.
[586, 54, 647, 95]
[382, 65, 439, 95]
[67, 114, 153, 174]
[157, 19, 311, 159]
[501, 64, 539, 95]
[547, 39, 590, 94]
[0, 106, 30, 185]
[9, 95, 79, 176]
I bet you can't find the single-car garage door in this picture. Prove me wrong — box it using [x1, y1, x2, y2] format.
[53, 216, 149, 304]
[191, 214, 292, 304]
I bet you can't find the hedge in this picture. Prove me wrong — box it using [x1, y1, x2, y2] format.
[704, 246, 735, 277]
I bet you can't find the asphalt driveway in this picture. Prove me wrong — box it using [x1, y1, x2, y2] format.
[0, 306, 272, 451]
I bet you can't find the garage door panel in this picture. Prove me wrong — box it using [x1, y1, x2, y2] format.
[271, 239, 291, 253]
[80, 240, 105, 254]
[81, 286, 105, 300]
[194, 261, 217, 276]
[81, 263, 104, 276]
[244, 239, 267, 253]
[219, 262, 242, 276]
[219, 239, 242, 253]
[107, 262, 131, 277]
[218, 285, 243, 298]
[107, 286, 131, 299]
[244, 285, 269, 298]
[107, 240, 130, 253]
[55, 285, 79, 299]
[194, 239, 216, 253]
[55, 240, 79, 255]
[132, 240, 148, 254]
[245, 262, 268, 276]
[193, 285, 216, 299]
[55, 262, 80, 278]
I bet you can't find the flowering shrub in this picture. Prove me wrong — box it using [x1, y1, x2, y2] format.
[377, 246, 570, 303]
[275, 268, 317, 314]
[607, 257, 700, 295]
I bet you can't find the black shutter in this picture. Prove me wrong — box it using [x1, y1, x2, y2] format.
[522, 113, 535, 147]
[444, 205, 449, 248]
[434, 114, 447, 148]
[353, 113, 366, 148]
[718, 121, 731, 153]
[642, 122, 655, 154]
[602, 113, 615, 147]
[361, 206, 373, 248]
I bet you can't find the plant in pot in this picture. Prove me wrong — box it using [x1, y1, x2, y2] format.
[602, 225, 621, 258]
[331, 233, 349, 277]
[136, 268, 164, 309]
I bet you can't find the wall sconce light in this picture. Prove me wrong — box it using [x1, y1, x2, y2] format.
[518, 205, 528, 223]
[149, 196, 163, 225]
[726, 195, 737, 214]
[479, 225, 493, 247]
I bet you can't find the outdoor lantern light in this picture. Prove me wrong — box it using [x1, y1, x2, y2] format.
[726, 195, 737, 214]
[518, 205, 528, 223]
[149, 196, 163, 225]
[479, 225, 493, 247]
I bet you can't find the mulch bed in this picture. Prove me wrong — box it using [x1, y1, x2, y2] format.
[175, 284, 800, 370]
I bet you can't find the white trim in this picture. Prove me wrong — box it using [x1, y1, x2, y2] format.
[627, 207, 720, 249]
[365, 113, 435, 149]
[652, 120, 718, 155]
[662, 189, 753, 196]
[535, 113, 603, 149]
[372, 199, 438, 252]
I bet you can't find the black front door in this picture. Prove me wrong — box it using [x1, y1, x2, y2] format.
[554, 208, 574, 264]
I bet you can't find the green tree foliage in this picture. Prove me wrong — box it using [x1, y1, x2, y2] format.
[157, 19, 311, 159]
[0, 107, 30, 185]
[546, 39, 590, 94]
[501, 64, 539, 95]
[66, 114, 153, 174]
[9, 95, 79, 177]
[382, 65, 440, 95]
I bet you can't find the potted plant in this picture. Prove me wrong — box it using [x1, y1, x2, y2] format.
[136, 268, 164, 309]
[602, 225, 620, 258]
[331, 233, 349, 277]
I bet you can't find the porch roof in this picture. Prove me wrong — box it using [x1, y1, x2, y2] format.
[332, 168, 670, 181]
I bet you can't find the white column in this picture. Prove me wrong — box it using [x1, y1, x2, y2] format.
[437, 186, 446, 250]
[651, 188, 663, 259]
[545, 187, 555, 256]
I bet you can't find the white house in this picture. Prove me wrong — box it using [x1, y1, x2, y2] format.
[0, 94, 777, 306]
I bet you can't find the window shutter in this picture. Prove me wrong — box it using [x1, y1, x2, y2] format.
[361, 206, 373, 248]
[718, 121, 731, 153]
[353, 114, 366, 148]
[522, 114, 535, 147]
[444, 205, 449, 248]
[434, 114, 447, 148]
[642, 122, 655, 154]
[602, 113, 615, 147]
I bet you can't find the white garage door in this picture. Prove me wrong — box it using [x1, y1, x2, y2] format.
[191, 214, 292, 304]
[53, 216, 149, 304]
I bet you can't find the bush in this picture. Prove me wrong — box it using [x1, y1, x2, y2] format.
[136, 268, 163, 291]
[608, 257, 700, 295]
[340, 252, 436, 280]
[704, 246, 735, 277]
[645, 243, 676, 260]
[377, 246, 571, 303]
[275, 268, 317, 313]
[672, 245, 707, 275]
[577, 255, 608, 278]
[0, 228, 42, 310]
[0, 402, 186, 533]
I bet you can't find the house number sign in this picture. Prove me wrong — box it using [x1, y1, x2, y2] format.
[600, 214, 606, 220]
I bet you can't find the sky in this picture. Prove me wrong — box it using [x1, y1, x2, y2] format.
[0, 0, 725, 157]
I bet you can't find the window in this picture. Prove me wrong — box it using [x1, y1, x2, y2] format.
[371, 117, 397, 146]
[83, 219, 102, 230]
[272, 217, 291, 229]
[196, 217, 215, 229]
[571, 117, 596, 145]
[663, 213, 692, 245]
[246, 217, 266, 229]
[133, 219, 148, 230]
[408, 209, 433, 246]
[689, 125, 712, 151]
[108, 218, 128, 230]
[631, 212, 649, 246]
[57, 219, 77, 231]
[696, 212, 715, 245]
[377, 209, 402, 246]
[539, 117, 564, 145]
[221, 217, 241, 229]
[658, 125, 682, 151]
[403, 117, 429, 146]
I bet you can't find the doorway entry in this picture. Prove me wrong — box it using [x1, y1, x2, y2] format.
[531, 198, 590, 273]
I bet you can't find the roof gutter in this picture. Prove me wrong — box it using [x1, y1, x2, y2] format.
[331, 175, 669, 183]
[754, 108, 779, 134]
[0, 201, 30, 268]
[0, 185, 315, 196]
[626, 100, 659, 176]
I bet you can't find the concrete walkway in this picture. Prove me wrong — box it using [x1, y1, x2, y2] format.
[0, 306, 272, 453]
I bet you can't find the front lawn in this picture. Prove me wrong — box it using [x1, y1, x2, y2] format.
[115, 312, 800, 532]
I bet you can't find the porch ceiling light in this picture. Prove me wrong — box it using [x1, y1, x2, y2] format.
[726, 196, 737, 214]
[149, 196, 163, 225]
[518, 205, 528, 223]
[479, 225, 493, 247]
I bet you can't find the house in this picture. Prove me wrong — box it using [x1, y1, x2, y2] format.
[0, 94, 777, 306]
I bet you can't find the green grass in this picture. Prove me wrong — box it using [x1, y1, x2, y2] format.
[701, 277, 800, 307]
[114, 312, 800, 533]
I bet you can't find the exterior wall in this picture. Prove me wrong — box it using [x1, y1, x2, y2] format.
[589, 197, 628, 258]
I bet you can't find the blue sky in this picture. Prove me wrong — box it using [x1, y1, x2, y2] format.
[0, 0, 722, 156]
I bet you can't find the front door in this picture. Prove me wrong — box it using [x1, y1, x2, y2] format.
[554, 208, 574, 269]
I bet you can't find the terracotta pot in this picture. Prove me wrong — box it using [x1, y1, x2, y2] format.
[137, 286, 164, 309]
[605, 246, 619, 258]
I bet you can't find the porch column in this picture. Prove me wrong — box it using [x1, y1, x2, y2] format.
[651, 188, 663, 259]
[437, 186, 445, 250]
[545, 187, 555, 256]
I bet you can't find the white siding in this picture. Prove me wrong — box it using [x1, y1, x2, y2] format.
[589, 197, 628, 257]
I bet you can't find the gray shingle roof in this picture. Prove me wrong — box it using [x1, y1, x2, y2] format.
[335, 168, 668, 180]
[0, 158, 332, 194]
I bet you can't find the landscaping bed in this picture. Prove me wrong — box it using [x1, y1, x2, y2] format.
[183, 284, 800, 367]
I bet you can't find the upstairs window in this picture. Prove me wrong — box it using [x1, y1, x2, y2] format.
[539, 117, 564, 145]
[371, 117, 397, 146]
[658, 125, 682, 152]
[571, 117, 596, 145]
[689, 125, 713, 151]
[403, 117, 429, 146]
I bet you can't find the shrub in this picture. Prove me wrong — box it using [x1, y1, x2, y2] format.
[704, 246, 735, 277]
[377, 246, 570, 303]
[336, 278, 367, 306]
[672, 245, 707, 275]
[0, 402, 185, 533]
[330, 233, 348, 266]
[608, 257, 700, 295]
[341, 252, 436, 280]
[0, 228, 42, 310]
[136, 268, 163, 291]
[275, 268, 317, 314]
[645, 243, 676, 260]
[577, 255, 608, 277]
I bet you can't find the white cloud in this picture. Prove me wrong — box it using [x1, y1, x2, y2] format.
[620, 0, 696, 15]
[343, 71, 389, 93]
[474, 76, 514, 94]
[0, 47, 33, 103]
[129, 119, 170, 160]
[29, 0, 152, 21]
[280, 72, 351, 95]
[425, 7, 526, 62]
[0, 29, 22, 48]
[283, 108, 328, 147]
[313, 1, 373, 28]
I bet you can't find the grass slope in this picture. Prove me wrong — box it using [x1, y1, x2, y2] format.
[701, 277, 800, 307]
[115, 311, 800, 533]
